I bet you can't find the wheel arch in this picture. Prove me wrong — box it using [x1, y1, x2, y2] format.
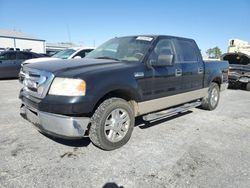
[91, 87, 140, 116]
[211, 76, 222, 88]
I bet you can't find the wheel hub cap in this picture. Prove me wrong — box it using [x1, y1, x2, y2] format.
[104, 108, 130, 142]
[210, 88, 219, 107]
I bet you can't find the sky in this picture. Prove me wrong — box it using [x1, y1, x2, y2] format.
[0, 0, 249, 55]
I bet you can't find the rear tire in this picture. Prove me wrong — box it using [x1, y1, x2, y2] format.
[246, 82, 250, 91]
[201, 82, 220, 110]
[89, 98, 134, 150]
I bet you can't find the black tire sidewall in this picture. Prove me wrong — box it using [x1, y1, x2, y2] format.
[92, 98, 134, 150]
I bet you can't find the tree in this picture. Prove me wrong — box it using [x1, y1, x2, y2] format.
[206, 46, 222, 59]
[206, 48, 214, 58]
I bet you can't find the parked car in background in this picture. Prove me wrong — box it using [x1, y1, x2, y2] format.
[0, 51, 45, 78]
[22, 47, 95, 65]
[222, 52, 250, 91]
[19, 47, 94, 82]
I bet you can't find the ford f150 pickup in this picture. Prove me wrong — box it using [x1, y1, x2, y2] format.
[19, 35, 229, 150]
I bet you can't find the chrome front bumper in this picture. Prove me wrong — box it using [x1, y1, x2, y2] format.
[20, 104, 90, 139]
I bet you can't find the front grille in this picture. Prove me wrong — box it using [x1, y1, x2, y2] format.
[22, 67, 54, 99]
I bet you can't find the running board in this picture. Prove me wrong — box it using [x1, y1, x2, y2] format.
[142, 101, 202, 122]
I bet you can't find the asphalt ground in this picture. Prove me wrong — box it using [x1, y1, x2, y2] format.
[0, 79, 250, 188]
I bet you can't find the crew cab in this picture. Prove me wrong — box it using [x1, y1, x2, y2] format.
[19, 35, 229, 150]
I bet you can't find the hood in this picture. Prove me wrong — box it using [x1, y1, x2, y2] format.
[23, 57, 60, 65]
[25, 58, 136, 77]
[222, 52, 250, 66]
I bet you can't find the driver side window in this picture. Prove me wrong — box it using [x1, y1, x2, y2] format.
[148, 39, 175, 65]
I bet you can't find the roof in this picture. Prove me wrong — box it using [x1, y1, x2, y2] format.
[0, 29, 45, 41]
[46, 42, 95, 51]
[70, 47, 95, 50]
[46, 42, 78, 48]
[117, 35, 194, 41]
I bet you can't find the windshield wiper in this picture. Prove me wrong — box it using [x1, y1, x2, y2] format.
[95, 56, 120, 61]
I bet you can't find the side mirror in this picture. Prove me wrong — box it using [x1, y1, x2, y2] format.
[154, 54, 174, 67]
[73, 56, 82, 59]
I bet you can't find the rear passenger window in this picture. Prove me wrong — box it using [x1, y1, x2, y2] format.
[177, 40, 198, 62]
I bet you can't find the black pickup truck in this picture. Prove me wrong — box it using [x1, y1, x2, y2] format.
[19, 35, 229, 150]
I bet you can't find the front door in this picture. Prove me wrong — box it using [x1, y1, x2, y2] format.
[147, 38, 183, 100]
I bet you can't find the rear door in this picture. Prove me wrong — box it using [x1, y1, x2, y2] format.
[174, 39, 204, 92]
[0, 52, 17, 78]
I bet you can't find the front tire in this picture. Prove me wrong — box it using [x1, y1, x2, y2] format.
[201, 82, 220, 110]
[89, 98, 134, 150]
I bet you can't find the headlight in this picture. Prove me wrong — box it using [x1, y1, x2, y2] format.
[49, 78, 86, 96]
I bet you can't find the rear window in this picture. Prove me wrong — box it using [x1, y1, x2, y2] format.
[176, 40, 199, 62]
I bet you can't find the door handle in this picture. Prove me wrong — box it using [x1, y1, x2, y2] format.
[175, 69, 182, 77]
[198, 67, 203, 74]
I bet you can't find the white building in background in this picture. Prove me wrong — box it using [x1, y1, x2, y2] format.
[0, 29, 45, 53]
[228, 39, 250, 55]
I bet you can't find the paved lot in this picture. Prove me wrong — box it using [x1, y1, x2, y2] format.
[0, 79, 250, 188]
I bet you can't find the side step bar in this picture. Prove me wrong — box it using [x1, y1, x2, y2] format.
[142, 101, 202, 122]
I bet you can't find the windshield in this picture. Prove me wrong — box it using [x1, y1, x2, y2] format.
[86, 36, 154, 62]
[52, 49, 76, 59]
